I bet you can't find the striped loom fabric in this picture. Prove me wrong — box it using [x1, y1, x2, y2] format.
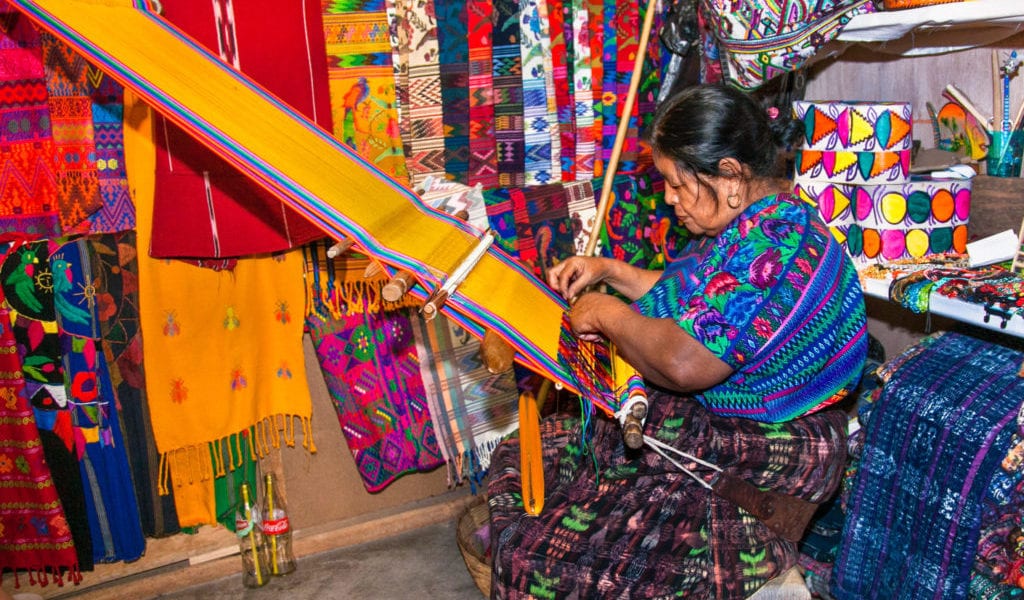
[833, 332, 1024, 599]
[633, 194, 868, 422]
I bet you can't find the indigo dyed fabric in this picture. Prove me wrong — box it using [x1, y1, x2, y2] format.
[833, 332, 1024, 600]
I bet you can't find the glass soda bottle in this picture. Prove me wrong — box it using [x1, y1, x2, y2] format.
[261, 472, 296, 575]
[236, 481, 269, 588]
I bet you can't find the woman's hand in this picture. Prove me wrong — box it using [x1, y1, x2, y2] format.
[547, 256, 608, 303]
[566, 292, 628, 342]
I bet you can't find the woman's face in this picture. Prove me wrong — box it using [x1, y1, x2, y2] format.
[654, 154, 731, 236]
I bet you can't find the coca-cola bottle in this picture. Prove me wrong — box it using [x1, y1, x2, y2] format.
[236, 482, 268, 588]
[261, 472, 296, 575]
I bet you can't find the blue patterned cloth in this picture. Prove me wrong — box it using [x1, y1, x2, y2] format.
[832, 332, 1024, 599]
[633, 193, 868, 422]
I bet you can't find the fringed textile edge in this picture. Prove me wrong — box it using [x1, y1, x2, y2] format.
[1, 561, 82, 588]
[157, 414, 315, 495]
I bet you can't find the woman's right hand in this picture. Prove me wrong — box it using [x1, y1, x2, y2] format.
[547, 256, 608, 303]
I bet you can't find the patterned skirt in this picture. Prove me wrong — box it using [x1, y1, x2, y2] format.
[487, 390, 848, 599]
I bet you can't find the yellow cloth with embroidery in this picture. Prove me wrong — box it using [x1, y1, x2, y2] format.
[124, 92, 313, 526]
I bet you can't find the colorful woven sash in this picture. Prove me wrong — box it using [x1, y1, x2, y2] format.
[10, 0, 582, 396]
[0, 286, 80, 585]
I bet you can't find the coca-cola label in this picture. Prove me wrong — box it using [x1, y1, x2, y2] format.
[235, 516, 249, 530]
[262, 517, 290, 535]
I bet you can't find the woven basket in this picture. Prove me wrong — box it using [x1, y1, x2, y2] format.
[456, 495, 492, 598]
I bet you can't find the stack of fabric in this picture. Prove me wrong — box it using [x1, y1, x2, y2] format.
[792, 101, 970, 267]
[832, 331, 1024, 599]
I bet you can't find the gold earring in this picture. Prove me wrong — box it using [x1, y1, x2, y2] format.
[727, 193, 741, 209]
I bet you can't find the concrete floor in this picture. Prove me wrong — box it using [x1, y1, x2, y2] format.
[155, 519, 485, 600]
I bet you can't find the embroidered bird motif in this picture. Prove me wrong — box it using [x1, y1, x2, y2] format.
[51, 258, 91, 325]
[5, 246, 42, 313]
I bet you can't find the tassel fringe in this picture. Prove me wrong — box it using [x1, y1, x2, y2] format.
[157, 414, 316, 495]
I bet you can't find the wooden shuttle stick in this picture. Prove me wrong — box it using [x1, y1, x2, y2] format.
[421, 229, 495, 320]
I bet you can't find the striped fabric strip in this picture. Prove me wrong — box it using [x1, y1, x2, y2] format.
[536, 0, 561, 184]
[384, 0, 408, 156]
[466, 1, 497, 188]
[599, 0, 617, 170]
[435, 0, 469, 182]
[547, 0, 575, 181]
[613, 1, 639, 174]
[40, 30, 103, 233]
[570, 0, 596, 180]
[11, 0, 581, 394]
[519, 0, 554, 186]
[492, 0, 525, 187]
[87, 73, 135, 233]
[402, 0, 445, 187]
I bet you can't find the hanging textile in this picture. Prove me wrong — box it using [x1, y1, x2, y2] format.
[38, 30, 103, 234]
[520, 0, 559, 186]
[85, 69, 134, 234]
[304, 246, 442, 492]
[399, 0, 445, 187]
[88, 231, 178, 538]
[126, 92, 315, 527]
[411, 312, 519, 488]
[50, 238, 145, 563]
[493, 0, 526, 188]
[1, 239, 93, 572]
[0, 6, 60, 238]
[149, 0, 333, 259]
[466, 1, 498, 189]
[307, 293, 444, 492]
[0, 280, 80, 586]
[548, 0, 572, 180]
[322, 2, 408, 182]
[569, 0, 596, 180]
[436, 0, 470, 183]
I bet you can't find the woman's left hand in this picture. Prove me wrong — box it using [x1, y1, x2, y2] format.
[567, 292, 629, 343]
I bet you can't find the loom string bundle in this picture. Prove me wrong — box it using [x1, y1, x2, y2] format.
[556, 312, 724, 490]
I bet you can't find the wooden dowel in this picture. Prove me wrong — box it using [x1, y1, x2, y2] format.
[420, 289, 448, 321]
[993, 50, 1002, 132]
[363, 261, 383, 279]
[382, 271, 416, 303]
[326, 238, 355, 258]
[584, 0, 658, 257]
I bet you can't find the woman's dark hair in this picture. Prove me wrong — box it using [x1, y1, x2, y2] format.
[646, 84, 803, 179]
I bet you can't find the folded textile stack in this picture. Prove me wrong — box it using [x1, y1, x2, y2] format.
[793, 100, 971, 266]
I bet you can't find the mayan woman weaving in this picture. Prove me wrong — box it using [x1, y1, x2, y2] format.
[487, 84, 869, 598]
